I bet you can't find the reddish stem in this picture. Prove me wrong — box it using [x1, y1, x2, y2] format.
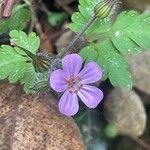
[131, 137, 150, 150]
[2, 0, 16, 18]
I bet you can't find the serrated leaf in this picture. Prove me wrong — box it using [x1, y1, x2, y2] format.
[110, 11, 150, 54]
[20, 64, 50, 93]
[80, 44, 98, 62]
[20, 65, 36, 93]
[96, 41, 133, 89]
[10, 30, 40, 54]
[0, 45, 45, 93]
[48, 12, 68, 27]
[70, 0, 111, 36]
[0, 5, 31, 35]
[0, 45, 28, 83]
[28, 71, 49, 92]
[79, 41, 133, 89]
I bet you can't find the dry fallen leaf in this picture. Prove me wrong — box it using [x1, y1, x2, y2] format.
[40, 32, 53, 54]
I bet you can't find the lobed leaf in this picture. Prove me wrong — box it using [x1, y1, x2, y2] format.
[70, 0, 111, 36]
[0, 45, 38, 92]
[20, 65, 36, 93]
[10, 30, 40, 54]
[0, 5, 31, 35]
[0, 45, 28, 83]
[79, 44, 98, 62]
[110, 11, 150, 54]
[0, 30, 42, 93]
[80, 41, 133, 89]
[78, 9, 150, 89]
[97, 41, 132, 89]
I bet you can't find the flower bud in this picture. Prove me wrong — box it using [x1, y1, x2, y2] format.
[33, 55, 50, 73]
[13, 44, 50, 73]
[94, 0, 120, 18]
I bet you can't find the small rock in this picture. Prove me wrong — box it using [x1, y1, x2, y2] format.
[104, 88, 147, 137]
[55, 30, 73, 52]
[129, 52, 150, 95]
[55, 29, 87, 53]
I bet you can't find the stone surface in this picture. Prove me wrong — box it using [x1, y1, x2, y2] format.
[104, 88, 147, 137]
[129, 52, 150, 95]
[55, 30, 73, 52]
[0, 83, 85, 150]
[55, 27, 87, 54]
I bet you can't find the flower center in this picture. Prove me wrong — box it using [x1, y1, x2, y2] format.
[66, 76, 83, 93]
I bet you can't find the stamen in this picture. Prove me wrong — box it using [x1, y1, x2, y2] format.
[66, 76, 83, 93]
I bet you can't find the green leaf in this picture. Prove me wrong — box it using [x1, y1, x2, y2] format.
[20, 65, 36, 93]
[110, 11, 150, 54]
[69, 0, 150, 90]
[79, 44, 98, 62]
[48, 12, 68, 27]
[0, 45, 39, 93]
[0, 44, 47, 93]
[96, 41, 133, 89]
[70, 0, 111, 36]
[21, 69, 49, 93]
[0, 45, 28, 83]
[74, 105, 106, 150]
[10, 30, 40, 54]
[104, 124, 118, 138]
[0, 29, 46, 93]
[0, 5, 31, 35]
[27, 71, 49, 92]
[80, 41, 133, 89]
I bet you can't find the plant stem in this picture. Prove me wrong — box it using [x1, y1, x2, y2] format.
[131, 137, 150, 150]
[58, 15, 97, 58]
[2, 0, 15, 18]
[23, 0, 31, 6]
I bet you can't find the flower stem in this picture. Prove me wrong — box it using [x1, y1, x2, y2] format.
[57, 0, 121, 59]
[58, 15, 97, 59]
[131, 137, 150, 150]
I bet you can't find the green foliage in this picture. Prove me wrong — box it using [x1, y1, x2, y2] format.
[71, 0, 150, 89]
[0, 5, 31, 35]
[20, 65, 36, 93]
[79, 44, 98, 62]
[20, 68, 49, 93]
[0, 45, 29, 83]
[0, 44, 38, 93]
[105, 124, 118, 138]
[0, 30, 41, 93]
[10, 30, 40, 54]
[80, 41, 132, 89]
[28, 71, 50, 92]
[110, 11, 150, 54]
[74, 105, 106, 150]
[96, 41, 132, 89]
[48, 12, 68, 27]
[70, 0, 111, 36]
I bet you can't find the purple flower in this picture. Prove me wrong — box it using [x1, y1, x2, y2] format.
[50, 54, 103, 116]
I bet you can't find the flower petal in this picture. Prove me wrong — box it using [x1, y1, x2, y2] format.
[50, 69, 67, 92]
[59, 91, 79, 116]
[79, 62, 103, 84]
[62, 54, 83, 77]
[78, 85, 103, 108]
